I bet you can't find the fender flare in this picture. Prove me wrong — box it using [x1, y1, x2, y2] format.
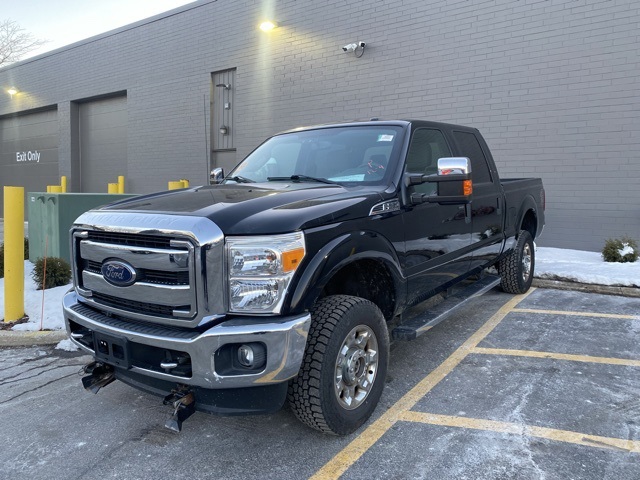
[287, 231, 405, 314]
[516, 195, 539, 238]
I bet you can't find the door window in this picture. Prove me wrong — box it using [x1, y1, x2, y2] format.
[452, 131, 492, 184]
[406, 129, 451, 194]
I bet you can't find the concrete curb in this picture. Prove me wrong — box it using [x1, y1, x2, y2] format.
[532, 278, 640, 298]
[0, 330, 67, 347]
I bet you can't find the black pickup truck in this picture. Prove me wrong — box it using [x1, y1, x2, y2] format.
[64, 120, 545, 434]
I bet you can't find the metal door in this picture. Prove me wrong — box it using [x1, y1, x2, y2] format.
[211, 69, 237, 176]
[0, 109, 59, 218]
[79, 96, 127, 193]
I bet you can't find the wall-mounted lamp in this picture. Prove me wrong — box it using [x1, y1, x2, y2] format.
[342, 41, 366, 58]
[259, 20, 278, 32]
[7, 87, 19, 98]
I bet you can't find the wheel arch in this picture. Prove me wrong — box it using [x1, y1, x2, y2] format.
[517, 196, 540, 240]
[288, 231, 405, 320]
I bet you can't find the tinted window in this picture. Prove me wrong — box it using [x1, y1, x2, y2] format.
[453, 131, 492, 184]
[405, 129, 451, 195]
[405, 129, 451, 175]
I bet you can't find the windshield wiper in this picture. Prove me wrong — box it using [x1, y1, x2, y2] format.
[225, 175, 254, 184]
[267, 175, 336, 185]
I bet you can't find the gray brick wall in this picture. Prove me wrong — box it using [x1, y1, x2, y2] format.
[1, 0, 638, 251]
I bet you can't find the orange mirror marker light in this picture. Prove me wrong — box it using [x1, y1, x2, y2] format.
[463, 180, 473, 196]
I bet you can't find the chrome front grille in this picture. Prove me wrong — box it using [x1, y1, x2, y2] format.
[85, 230, 174, 249]
[70, 211, 226, 328]
[90, 292, 189, 317]
[85, 260, 190, 285]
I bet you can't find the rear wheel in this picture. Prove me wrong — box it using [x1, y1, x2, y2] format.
[288, 295, 389, 435]
[500, 230, 535, 294]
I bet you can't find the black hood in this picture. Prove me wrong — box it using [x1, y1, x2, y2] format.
[102, 183, 383, 234]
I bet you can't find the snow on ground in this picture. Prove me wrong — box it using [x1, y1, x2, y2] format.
[0, 249, 638, 335]
[0, 261, 71, 331]
[535, 247, 640, 287]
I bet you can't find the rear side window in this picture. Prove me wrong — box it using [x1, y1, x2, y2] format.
[452, 131, 492, 184]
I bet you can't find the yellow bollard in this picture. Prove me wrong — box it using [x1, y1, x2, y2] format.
[4, 186, 25, 322]
[118, 176, 125, 194]
[50, 185, 62, 193]
[61, 176, 67, 193]
[180, 179, 190, 188]
[108, 183, 118, 194]
[168, 181, 183, 190]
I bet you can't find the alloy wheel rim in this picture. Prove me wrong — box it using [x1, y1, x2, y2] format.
[334, 325, 379, 410]
[522, 242, 532, 282]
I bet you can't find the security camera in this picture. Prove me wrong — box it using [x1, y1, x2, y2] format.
[358, 41, 366, 48]
[342, 43, 357, 52]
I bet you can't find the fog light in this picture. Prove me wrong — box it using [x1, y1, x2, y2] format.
[236, 343, 267, 369]
[238, 345, 254, 367]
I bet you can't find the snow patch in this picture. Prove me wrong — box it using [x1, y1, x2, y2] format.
[56, 338, 79, 352]
[619, 244, 635, 257]
[0, 260, 71, 331]
[536, 247, 640, 287]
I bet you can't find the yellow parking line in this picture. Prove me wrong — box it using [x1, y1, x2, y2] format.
[310, 289, 535, 480]
[398, 411, 640, 454]
[473, 347, 640, 367]
[513, 308, 639, 320]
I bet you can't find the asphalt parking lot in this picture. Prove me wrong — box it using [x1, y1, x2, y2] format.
[1, 287, 638, 480]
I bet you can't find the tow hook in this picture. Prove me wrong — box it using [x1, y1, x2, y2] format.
[81, 361, 115, 394]
[163, 386, 196, 432]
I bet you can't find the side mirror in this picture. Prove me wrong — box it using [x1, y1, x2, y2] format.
[407, 157, 472, 205]
[437, 157, 471, 176]
[210, 167, 224, 184]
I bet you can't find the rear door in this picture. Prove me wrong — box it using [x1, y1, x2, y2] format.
[451, 129, 505, 269]
[402, 127, 473, 305]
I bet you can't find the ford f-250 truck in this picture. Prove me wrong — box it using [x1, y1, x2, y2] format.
[64, 120, 545, 434]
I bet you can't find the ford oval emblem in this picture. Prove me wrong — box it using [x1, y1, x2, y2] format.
[101, 260, 137, 287]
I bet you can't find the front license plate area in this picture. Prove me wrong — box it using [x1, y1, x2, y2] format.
[93, 332, 130, 368]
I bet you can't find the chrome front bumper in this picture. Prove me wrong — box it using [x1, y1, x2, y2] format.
[63, 290, 311, 389]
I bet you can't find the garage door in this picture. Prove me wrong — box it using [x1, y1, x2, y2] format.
[79, 96, 127, 193]
[0, 108, 59, 218]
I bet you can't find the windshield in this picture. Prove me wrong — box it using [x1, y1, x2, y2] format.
[226, 125, 404, 185]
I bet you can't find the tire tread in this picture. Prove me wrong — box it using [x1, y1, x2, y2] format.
[287, 295, 382, 434]
[500, 230, 534, 294]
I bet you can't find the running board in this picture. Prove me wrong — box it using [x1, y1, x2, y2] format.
[392, 275, 500, 341]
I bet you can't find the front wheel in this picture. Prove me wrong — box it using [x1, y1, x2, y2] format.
[499, 230, 535, 294]
[288, 295, 389, 435]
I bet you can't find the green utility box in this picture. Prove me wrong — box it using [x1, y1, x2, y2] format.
[27, 193, 137, 263]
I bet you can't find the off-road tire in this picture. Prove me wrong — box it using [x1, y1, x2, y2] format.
[500, 230, 535, 294]
[288, 295, 389, 435]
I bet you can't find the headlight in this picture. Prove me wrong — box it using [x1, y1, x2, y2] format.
[226, 232, 305, 313]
